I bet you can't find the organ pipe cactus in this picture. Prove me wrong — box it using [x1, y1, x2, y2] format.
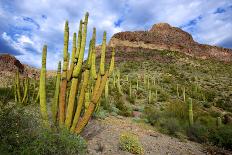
[105, 80, 109, 103]
[188, 98, 193, 126]
[100, 31, 106, 76]
[52, 61, 61, 124]
[129, 80, 132, 98]
[216, 117, 222, 128]
[183, 87, 186, 102]
[136, 76, 139, 91]
[67, 33, 77, 81]
[176, 84, 179, 98]
[39, 45, 49, 128]
[59, 20, 69, 127]
[148, 90, 152, 104]
[65, 13, 89, 129]
[38, 12, 115, 135]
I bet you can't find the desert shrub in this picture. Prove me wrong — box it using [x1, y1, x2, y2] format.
[164, 99, 188, 120]
[94, 107, 109, 119]
[0, 87, 14, 104]
[119, 132, 144, 155]
[160, 118, 181, 136]
[24, 129, 87, 155]
[209, 126, 232, 150]
[0, 103, 36, 154]
[116, 99, 132, 117]
[186, 122, 209, 143]
[143, 105, 161, 126]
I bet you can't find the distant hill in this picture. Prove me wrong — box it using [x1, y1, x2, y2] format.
[98, 23, 232, 62]
[0, 54, 55, 87]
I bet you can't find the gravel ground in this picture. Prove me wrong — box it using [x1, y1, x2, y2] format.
[82, 116, 207, 155]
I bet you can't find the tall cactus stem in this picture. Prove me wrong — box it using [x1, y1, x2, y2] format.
[39, 45, 49, 128]
[59, 20, 69, 127]
[52, 61, 61, 124]
[67, 33, 77, 81]
[100, 31, 106, 76]
[188, 98, 193, 126]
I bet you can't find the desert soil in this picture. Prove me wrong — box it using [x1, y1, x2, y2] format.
[82, 116, 207, 155]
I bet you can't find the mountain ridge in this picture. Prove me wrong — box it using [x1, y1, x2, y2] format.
[104, 23, 232, 62]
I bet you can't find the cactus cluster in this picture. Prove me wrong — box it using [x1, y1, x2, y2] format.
[14, 70, 36, 104]
[39, 12, 115, 134]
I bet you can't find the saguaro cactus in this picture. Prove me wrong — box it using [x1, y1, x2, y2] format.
[188, 98, 193, 126]
[39, 45, 49, 127]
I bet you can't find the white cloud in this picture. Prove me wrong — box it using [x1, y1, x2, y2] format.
[0, 0, 231, 69]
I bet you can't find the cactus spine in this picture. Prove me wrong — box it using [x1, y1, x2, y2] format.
[188, 98, 193, 126]
[39, 45, 49, 127]
[52, 61, 61, 124]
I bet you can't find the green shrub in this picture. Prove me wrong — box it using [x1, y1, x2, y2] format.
[116, 99, 132, 117]
[143, 105, 161, 126]
[0, 87, 14, 104]
[186, 122, 209, 143]
[209, 126, 232, 150]
[160, 118, 181, 136]
[119, 132, 144, 155]
[24, 129, 87, 155]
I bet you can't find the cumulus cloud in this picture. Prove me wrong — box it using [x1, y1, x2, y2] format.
[0, 0, 231, 69]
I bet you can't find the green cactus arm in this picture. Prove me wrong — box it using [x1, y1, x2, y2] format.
[85, 90, 90, 111]
[67, 33, 77, 81]
[86, 39, 93, 68]
[100, 31, 106, 76]
[39, 45, 49, 128]
[52, 61, 61, 124]
[75, 71, 109, 134]
[70, 70, 90, 132]
[22, 77, 29, 104]
[14, 79, 17, 102]
[105, 80, 109, 102]
[109, 48, 115, 76]
[74, 20, 82, 63]
[73, 12, 89, 78]
[16, 69, 21, 102]
[188, 98, 193, 126]
[90, 28, 97, 79]
[59, 20, 69, 127]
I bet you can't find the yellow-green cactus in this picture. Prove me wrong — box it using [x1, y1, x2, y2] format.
[188, 98, 193, 126]
[67, 33, 77, 81]
[91, 28, 97, 79]
[100, 31, 106, 76]
[59, 20, 69, 127]
[39, 45, 49, 128]
[52, 61, 61, 124]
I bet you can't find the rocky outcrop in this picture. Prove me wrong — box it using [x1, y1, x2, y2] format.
[108, 23, 232, 62]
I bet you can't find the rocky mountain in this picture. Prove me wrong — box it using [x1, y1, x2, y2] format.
[103, 23, 232, 62]
[0, 54, 55, 87]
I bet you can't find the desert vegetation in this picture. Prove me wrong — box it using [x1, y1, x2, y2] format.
[0, 11, 232, 155]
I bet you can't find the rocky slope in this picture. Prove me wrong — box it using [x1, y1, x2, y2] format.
[0, 54, 55, 87]
[102, 23, 232, 62]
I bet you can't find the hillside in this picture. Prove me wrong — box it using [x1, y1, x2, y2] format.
[99, 23, 232, 62]
[0, 54, 55, 87]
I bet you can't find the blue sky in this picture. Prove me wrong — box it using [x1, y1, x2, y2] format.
[0, 0, 232, 69]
